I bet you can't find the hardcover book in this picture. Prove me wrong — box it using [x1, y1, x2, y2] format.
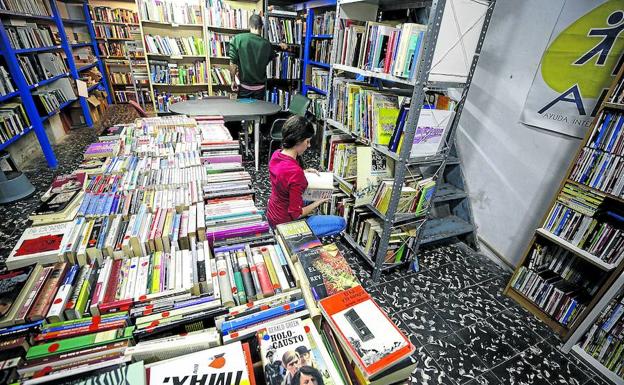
[297, 243, 359, 300]
[303, 172, 334, 201]
[0, 264, 41, 328]
[6, 222, 75, 270]
[147, 342, 250, 385]
[319, 285, 414, 378]
[409, 109, 454, 157]
[276, 220, 322, 258]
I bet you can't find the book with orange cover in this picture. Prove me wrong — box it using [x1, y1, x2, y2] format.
[318, 285, 414, 379]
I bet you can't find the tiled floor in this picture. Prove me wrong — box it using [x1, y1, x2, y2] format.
[0, 106, 604, 385]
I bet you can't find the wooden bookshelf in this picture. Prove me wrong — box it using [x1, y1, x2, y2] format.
[504, 65, 624, 340]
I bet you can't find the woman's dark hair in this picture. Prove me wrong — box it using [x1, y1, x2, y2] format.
[282, 115, 315, 149]
[249, 14, 263, 30]
[292, 366, 324, 385]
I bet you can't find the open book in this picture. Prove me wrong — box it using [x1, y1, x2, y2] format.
[304, 171, 334, 200]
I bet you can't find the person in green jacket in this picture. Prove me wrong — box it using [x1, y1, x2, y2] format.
[228, 14, 288, 99]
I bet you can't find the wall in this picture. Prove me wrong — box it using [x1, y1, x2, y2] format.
[456, 0, 584, 266]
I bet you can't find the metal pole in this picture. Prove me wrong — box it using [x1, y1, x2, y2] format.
[371, 0, 447, 282]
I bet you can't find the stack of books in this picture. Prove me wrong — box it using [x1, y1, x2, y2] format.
[32, 88, 71, 115]
[207, 31, 232, 58]
[94, 24, 132, 40]
[310, 39, 332, 63]
[18, 53, 68, 85]
[139, 0, 203, 25]
[570, 110, 624, 198]
[90, 5, 139, 24]
[267, 52, 301, 80]
[205, 0, 252, 30]
[266, 87, 291, 111]
[150, 61, 208, 85]
[0, 102, 30, 144]
[210, 66, 233, 86]
[154, 90, 211, 113]
[144, 34, 205, 56]
[313, 10, 335, 35]
[5, 23, 56, 49]
[335, 19, 427, 80]
[578, 288, 624, 379]
[0, 64, 16, 96]
[0, 0, 51, 16]
[310, 67, 328, 91]
[267, 17, 303, 45]
[371, 177, 436, 216]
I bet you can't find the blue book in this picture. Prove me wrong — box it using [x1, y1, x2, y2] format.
[546, 204, 562, 230]
[554, 208, 571, 235]
[221, 299, 306, 335]
[591, 112, 611, 147]
[104, 193, 115, 215]
[85, 193, 100, 216]
[591, 152, 611, 189]
[78, 193, 92, 216]
[40, 314, 129, 333]
[0, 320, 43, 338]
[96, 217, 110, 249]
[606, 115, 624, 153]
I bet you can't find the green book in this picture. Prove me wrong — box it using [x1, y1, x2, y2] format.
[43, 311, 127, 330]
[26, 327, 134, 360]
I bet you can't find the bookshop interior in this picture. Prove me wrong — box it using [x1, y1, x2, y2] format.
[2, 0, 624, 384]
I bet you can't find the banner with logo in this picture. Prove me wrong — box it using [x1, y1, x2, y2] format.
[520, 0, 624, 138]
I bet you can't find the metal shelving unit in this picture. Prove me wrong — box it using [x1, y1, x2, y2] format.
[0, 0, 109, 168]
[322, 0, 495, 281]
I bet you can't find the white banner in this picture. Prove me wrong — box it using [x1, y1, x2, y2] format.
[520, 0, 624, 138]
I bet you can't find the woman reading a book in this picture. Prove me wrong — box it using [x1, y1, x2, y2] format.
[267, 116, 346, 237]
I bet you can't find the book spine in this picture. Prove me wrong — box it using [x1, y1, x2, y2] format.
[229, 251, 247, 305]
[237, 249, 256, 301]
[245, 244, 263, 298]
[210, 258, 220, 302]
[102, 259, 123, 305]
[27, 263, 68, 322]
[16, 267, 53, 321]
[46, 265, 80, 323]
[90, 258, 113, 316]
[215, 253, 234, 307]
[252, 249, 275, 297]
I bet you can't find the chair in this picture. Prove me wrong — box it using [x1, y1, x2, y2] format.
[267, 94, 311, 162]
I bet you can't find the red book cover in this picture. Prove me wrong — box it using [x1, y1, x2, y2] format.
[318, 285, 414, 378]
[102, 260, 122, 305]
[242, 342, 257, 385]
[14, 235, 64, 257]
[98, 299, 133, 315]
[26, 263, 68, 322]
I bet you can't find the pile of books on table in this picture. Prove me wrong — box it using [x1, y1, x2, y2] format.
[1, 116, 416, 385]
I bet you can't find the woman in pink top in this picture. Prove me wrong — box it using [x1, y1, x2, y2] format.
[267, 115, 346, 237]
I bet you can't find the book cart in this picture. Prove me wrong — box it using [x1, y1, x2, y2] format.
[322, 0, 496, 282]
[0, 0, 110, 168]
[504, 65, 624, 350]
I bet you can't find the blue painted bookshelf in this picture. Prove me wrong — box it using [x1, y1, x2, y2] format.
[0, 0, 110, 168]
[300, 0, 335, 96]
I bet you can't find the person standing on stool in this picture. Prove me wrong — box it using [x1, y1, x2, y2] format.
[228, 14, 288, 99]
[267, 115, 346, 237]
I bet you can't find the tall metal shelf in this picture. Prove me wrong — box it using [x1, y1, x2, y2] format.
[0, 0, 110, 168]
[322, 0, 495, 281]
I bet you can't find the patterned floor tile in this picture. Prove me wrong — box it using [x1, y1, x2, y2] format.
[463, 370, 502, 385]
[405, 271, 453, 304]
[431, 262, 477, 291]
[520, 341, 589, 385]
[371, 278, 426, 311]
[491, 354, 552, 385]
[456, 322, 519, 369]
[410, 345, 457, 385]
[400, 303, 456, 346]
[424, 332, 489, 384]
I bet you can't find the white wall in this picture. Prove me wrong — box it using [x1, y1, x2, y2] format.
[457, 0, 584, 266]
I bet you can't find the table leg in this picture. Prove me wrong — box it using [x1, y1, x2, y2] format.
[254, 119, 260, 171]
[242, 120, 249, 157]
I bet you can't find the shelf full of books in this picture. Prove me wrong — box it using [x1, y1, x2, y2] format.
[321, 0, 493, 281]
[505, 65, 624, 340]
[0, 115, 417, 385]
[0, 0, 109, 167]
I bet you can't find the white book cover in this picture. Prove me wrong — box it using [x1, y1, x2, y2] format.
[410, 109, 455, 157]
[7, 221, 75, 270]
[303, 172, 334, 200]
[147, 342, 249, 385]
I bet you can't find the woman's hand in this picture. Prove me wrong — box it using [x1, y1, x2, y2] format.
[305, 168, 320, 175]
